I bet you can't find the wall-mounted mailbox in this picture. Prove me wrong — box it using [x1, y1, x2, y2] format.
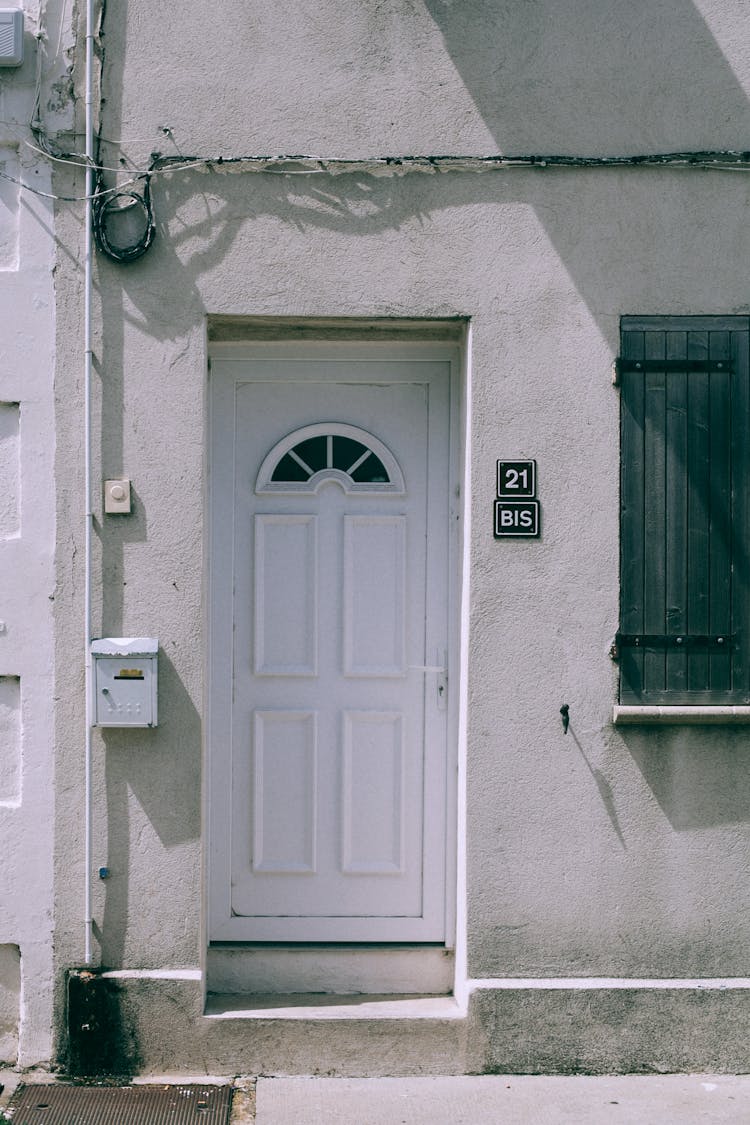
[91, 637, 158, 728]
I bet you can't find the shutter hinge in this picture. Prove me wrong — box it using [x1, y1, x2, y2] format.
[615, 358, 732, 378]
[615, 632, 735, 651]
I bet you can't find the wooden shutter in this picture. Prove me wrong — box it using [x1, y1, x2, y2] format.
[619, 316, 750, 704]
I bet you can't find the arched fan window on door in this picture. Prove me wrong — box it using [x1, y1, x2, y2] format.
[255, 423, 405, 494]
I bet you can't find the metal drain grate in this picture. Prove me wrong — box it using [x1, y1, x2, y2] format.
[10, 1084, 233, 1124]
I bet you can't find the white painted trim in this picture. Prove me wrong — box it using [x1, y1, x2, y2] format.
[469, 977, 750, 991]
[204, 995, 465, 1021]
[614, 705, 750, 724]
[100, 969, 202, 981]
[201, 327, 215, 1012]
[452, 324, 471, 1008]
[131, 1077, 234, 1087]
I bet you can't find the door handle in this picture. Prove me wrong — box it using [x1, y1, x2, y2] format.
[409, 654, 448, 711]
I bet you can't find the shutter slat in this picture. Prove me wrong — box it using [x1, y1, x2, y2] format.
[643, 331, 667, 695]
[665, 331, 688, 692]
[686, 331, 711, 693]
[708, 332, 732, 692]
[730, 330, 750, 700]
[620, 330, 646, 700]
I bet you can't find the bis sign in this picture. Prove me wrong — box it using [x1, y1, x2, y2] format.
[494, 460, 540, 538]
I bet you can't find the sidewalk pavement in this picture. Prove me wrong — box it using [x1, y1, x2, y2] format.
[4, 1072, 750, 1123]
[245, 1075, 750, 1124]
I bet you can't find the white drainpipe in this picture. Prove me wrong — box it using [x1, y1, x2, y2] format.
[83, 0, 95, 966]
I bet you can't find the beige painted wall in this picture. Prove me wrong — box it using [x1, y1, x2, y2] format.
[49, 0, 750, 1068]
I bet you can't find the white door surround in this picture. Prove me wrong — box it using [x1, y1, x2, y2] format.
[208, 338, 462, 956]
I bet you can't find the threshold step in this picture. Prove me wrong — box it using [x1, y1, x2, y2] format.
[207, 944, 453, 995]
[204, 992, 464, 1020]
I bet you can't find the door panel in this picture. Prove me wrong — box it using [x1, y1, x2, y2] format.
[342, 710, 404, 874]
[343, 515, 406, 676]
[209, 349, 452, 942]
[254, 515, 318, 676]
[252, 709, 317, 873]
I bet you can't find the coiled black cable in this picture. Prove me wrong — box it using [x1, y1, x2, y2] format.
[92, 169, 156, 263]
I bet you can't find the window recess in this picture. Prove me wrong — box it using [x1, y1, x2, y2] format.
[617, 316, 750, 706]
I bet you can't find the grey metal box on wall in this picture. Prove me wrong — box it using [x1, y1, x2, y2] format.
[91, 638, 158, 727]
[0, 11, 23, 67]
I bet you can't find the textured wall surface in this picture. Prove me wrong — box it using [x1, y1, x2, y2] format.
[0, 0, 69, 1067]
[104, 0, 750, 157]
[48, 0, 750, 1071]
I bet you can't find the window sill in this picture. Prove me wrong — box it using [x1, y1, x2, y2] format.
[614, 705, 750, 725]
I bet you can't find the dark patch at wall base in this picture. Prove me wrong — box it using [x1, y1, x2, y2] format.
[65, 969, 141, 1078]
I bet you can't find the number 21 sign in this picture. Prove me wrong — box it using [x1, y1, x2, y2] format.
[497, 460, 536, 498]
[495, 460, 540, 538]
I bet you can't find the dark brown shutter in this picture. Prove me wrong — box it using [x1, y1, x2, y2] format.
[619, 316, 750, 704]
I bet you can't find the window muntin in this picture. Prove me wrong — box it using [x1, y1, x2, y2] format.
[256, 423, 405, 494]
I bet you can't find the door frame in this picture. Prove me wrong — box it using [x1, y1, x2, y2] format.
[205, 326, 467, 954]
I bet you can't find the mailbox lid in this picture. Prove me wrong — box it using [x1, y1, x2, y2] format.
[91, 636, 158, 657]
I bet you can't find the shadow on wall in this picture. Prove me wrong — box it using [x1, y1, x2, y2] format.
[568, 723, 627, 849]
[98, 483, 148, 634]
[90, 0, 750, 349]
[422, 0, 750, 155]
[105, 162, 750, 354]
[97, 649, 201, 968]
[618, 726, 750, 831]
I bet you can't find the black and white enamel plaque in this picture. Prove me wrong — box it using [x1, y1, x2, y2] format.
[494, 460, 540, 538]
[497, 459, 536, 498]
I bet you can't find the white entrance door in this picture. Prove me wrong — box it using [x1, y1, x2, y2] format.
[209, 345, 453, 942]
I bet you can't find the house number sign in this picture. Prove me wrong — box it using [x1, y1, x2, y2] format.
[494, 460, 540, 537]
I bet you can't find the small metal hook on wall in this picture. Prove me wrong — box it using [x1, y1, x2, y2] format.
[560, 703, 570, 734]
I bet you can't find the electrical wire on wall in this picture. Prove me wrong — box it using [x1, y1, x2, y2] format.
[88, 0, 155, 263]
[30, 0, 155, 261]
[83, 146, 750, 265]
[22, 0, 750, 270]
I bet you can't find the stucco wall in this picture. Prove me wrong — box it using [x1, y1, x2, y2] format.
[0, 0, 73, 1067]
[51, 0, 750, 1068]
[103, 0, 750, 157]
